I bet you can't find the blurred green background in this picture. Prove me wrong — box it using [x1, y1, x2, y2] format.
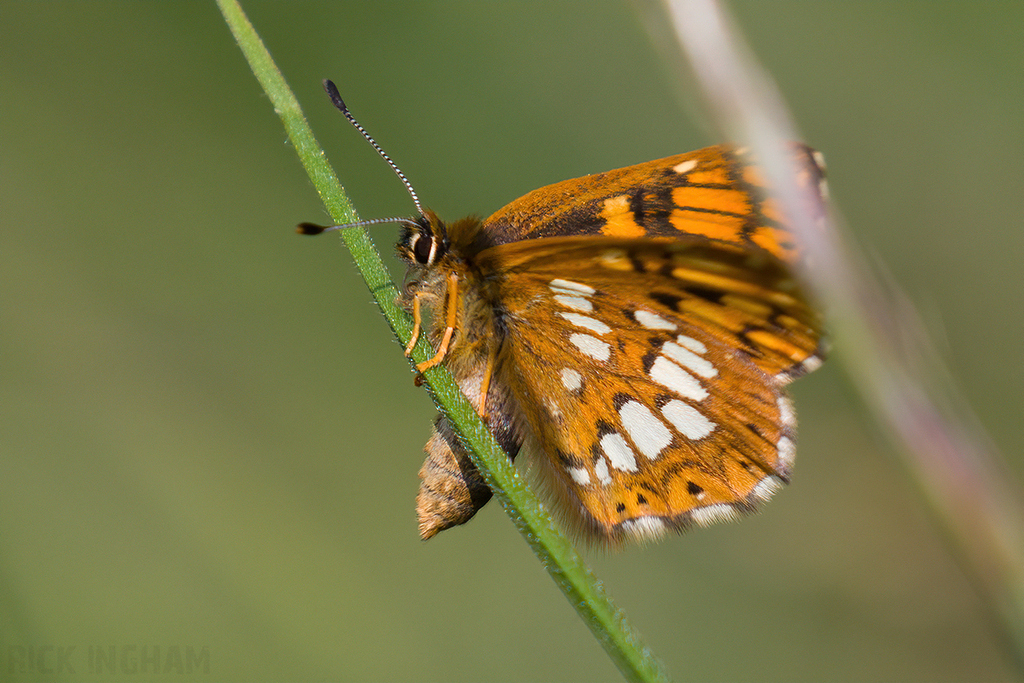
[2, 2, 1021, 681]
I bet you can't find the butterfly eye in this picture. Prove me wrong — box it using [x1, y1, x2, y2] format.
[412, 232, 438, 265]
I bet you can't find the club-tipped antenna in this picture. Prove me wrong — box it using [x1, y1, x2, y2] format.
[296, 216, 419, 236]
[322, 79, 425, 218]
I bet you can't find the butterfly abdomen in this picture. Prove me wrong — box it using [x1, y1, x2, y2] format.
[416, 416, 495, 540]
[415, 377, 525, 539]
[414, 278, 528, 539]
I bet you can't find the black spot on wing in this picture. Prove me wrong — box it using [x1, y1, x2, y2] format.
[641, 347, 659, 373]
[611, 393, 633, 411]
[686, 286, 724, 304]
[557, 448, 584, 469]
[650, 291, 683, 311]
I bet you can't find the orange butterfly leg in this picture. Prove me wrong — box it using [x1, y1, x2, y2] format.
[416, 272, 460, 373]
[476, 343, 497, 420]
[405, 291, 424, 357]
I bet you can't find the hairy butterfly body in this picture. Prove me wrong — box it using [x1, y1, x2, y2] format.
[304, 80, 827, 544]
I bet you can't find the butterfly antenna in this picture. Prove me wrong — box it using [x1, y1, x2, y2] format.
[322, 79, 425, 218]
[296, 216, 418, 236]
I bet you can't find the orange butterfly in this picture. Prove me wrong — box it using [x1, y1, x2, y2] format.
[302, 80, 827, 544]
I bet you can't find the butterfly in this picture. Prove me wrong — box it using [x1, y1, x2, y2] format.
[301, 79, 827, 545]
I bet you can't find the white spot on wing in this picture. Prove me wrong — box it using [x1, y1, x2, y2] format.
[558, 311, 612, 335]
[675, 335, 707, 355]
[634, 309, 677, 331]
[672, 159, 698, 175]
[650, 357, 707, 402]
[619, 401, 671, 459]
[690, 503, 739, 527]
[600, 433, 638, 472]
[560, 368, 582, 392]
[621, 517, 667, 541]
[663, 340, 717, 378]
[663, 400, 716, 440]
[751, 475, 784, 503]
[554, 294, 592, 312]
[549, 279, 595, 295]
[569, 466, 591, 486]
[777, 395, 795, 429]
[594, 455, 612, 486]
[777, 436, 796, 469]
[570, 333, 611, 361]
[545, 398, 562, 420]
[801, 355, 823, 373]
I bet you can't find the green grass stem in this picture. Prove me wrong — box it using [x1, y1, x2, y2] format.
[216, 1, 669, 680]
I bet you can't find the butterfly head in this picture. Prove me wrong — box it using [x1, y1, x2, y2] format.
[397, 209, 449, 267]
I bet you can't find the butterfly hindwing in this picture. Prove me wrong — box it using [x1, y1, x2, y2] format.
[487, 240, 810, 541]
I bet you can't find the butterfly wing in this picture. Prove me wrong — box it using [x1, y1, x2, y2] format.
[467, 145, 826, 542]
[476, 143, 827, 268]
[481, 236, 822, 542]
[414, 142, 826, 542]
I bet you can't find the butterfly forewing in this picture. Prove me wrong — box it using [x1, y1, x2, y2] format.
[480, 143, 826, 268]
